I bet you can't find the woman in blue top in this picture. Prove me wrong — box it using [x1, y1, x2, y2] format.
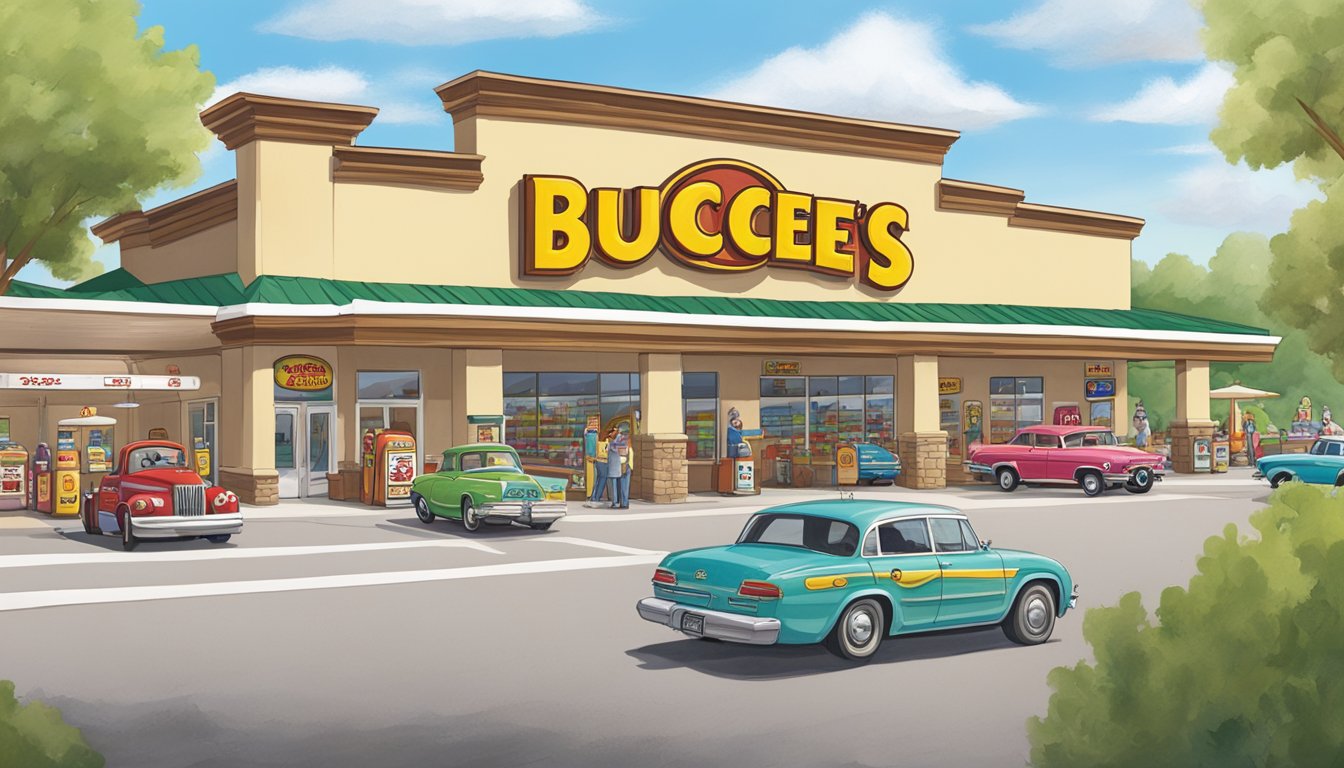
[607, 429, 627, 509]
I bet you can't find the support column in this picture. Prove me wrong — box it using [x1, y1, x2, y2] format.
[1170, 360, 1215, 473]
[637, 353, 687, 503]
[218, 346, 278, 505]
[896, 355, 947, 489]
[451, 349, 503, 445]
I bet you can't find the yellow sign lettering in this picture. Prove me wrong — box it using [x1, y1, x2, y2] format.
[523, 175, 591, 275]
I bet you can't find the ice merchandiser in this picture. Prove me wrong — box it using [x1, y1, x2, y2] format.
[0, 442, 29, 511]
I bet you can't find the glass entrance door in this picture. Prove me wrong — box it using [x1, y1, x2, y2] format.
[188, 399, 218, 486]
[275, 406, 301, 498]
[306, 405, 334, 497]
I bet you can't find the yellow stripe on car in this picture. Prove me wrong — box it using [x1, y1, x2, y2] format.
[803, 573, 870, 591]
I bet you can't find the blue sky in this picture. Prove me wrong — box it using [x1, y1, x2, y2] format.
[24, 0, 1324, 286]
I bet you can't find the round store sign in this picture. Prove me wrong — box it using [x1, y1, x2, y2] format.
[274, 356, 333, 392]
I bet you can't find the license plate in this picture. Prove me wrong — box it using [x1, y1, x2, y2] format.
[680, 612, 704, 635]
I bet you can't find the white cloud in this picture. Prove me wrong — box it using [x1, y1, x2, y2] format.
[1158, 160, 1323, 231]
[971, 0, 1202, 67]
[209, 66, 447, 127]
[1153, 143, 1221, 156]
[1090, 64, 1234, 125]
[707, 12, 1040, 131]
[259, 0, 604, 46]
[210, 66, 370, 106]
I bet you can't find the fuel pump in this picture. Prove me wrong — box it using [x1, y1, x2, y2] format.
[0, 443, 29, 511]
[32, 443, 52, 513]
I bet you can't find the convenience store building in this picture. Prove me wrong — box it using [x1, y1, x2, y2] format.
[0, 72, 1278, 504]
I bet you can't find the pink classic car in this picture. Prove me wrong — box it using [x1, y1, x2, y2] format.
[965, 425, 1166, 497]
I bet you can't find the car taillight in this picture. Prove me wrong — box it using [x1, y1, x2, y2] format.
[652, 568, 677, 585]
[738, 580, 782, 598]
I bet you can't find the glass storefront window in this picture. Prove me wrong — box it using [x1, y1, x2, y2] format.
[809, 377, 839, 460]
[989, 376, 1044, 443]
[865, 376, 895, 448]
[356, 371, 420, 399]
[683, 372, 718, 461]
[761, 374, 897, 458]
[506, 371, 639, 469]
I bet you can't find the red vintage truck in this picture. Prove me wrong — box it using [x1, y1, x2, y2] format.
[81, 439, 243, 550]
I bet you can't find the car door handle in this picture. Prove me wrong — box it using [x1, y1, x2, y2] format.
[940, 561, 952, 567]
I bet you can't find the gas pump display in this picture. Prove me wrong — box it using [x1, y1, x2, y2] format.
[371, 431, 416, 506]
[0, 443, 29, 511]
[53, 450, 81, 516]
[33, 443, 52, 512]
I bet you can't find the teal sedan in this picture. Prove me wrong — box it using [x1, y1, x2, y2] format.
[637, 500, 1077, 661]
[1254, 436, 1344, 487]
[411, 444, 568, 532]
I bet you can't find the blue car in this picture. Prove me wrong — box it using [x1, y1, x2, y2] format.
[1255, 436, 1344, 487]
[855, 443, 901, 485]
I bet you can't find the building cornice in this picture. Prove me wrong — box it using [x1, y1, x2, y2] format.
[93, 180, 238, 247]
[937, 179, 1145, 240]
[201, 92, 379, 150]
[435, 71, 960, 164]
[332, 146, 485, 191]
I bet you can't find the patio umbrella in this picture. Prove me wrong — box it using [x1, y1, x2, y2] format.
[1210, 381, 1281, 455]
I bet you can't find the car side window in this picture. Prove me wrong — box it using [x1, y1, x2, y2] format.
[1009, 433, 1032, 446]
[1033, 434, 1060, 448]
[1310, 441, 1326, 456]
[876, 519, 932, 555]
[861, 528, 879, 557]
[1328, 442, 1343, 457]
[958, 519, 981, 550]
[1063, 433, 1082, 448]
[931, 518, 973, 553]
[460, 453, 483, 470]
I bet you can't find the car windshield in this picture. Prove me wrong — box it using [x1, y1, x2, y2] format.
[1064, 431, 1117, 448]
[459, 451, 522, 471]
[737, 513, 860, 557]
[127, 446, 187, 473]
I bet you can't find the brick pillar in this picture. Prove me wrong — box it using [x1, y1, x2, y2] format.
[638, 353, 687, 503]
[635, 434, 688, 503]
[219, 468, 279, 505]
[1169, 422, 1216, 473]
[896, 355, 947, 489]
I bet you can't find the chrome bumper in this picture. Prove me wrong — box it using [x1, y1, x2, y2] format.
[1068, 585, 1079, 610]
[1252, 471, 1264, 479]
[636, 597, 781, 645]
[965, 462, 993, 475]
[131, 512, 243, 539]
[479, 501, 567, 524]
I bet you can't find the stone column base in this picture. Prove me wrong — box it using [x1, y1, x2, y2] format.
[896, 432, 948, 490]
[1168, 421, 1216, 474]
[219, 467, 280, 506]
[634, 434, 688, 504]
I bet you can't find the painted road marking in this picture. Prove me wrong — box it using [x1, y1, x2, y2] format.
[0, 540, 504, 569]
[0, 554, 666, 612]
[522, 536, 662, 555]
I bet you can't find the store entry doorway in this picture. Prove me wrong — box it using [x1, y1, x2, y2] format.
[275, 404, 334, 499]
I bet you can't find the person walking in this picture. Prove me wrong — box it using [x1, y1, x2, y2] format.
[586, 427, 612, 507]
[606, 428, 626, 509]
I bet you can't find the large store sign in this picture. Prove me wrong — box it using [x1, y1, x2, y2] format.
[0, 373, 199, 390]
[521, 159, 915, 291]
[274, 355, 334, 402]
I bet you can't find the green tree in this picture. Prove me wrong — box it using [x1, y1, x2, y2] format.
[1028, 484, 1344, 767]
[0, 680, 103, 768]
[0, 0, 214, 294]
[1128, 233, 1344, 431]
[1203, 0, 1344, 377]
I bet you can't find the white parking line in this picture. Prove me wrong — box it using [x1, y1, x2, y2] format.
[0, 554, 666, 612]
[0, 540, 503, 569]
[517, 536, 661, 555]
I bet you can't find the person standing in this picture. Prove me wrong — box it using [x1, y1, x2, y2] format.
[607, 428, 626, 509]
[586, 428, 612, 507]
[617, 433, 634, 509]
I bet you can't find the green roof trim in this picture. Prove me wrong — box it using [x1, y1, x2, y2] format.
[68, 268, 146, 293]
[5, 272, 1271, 337]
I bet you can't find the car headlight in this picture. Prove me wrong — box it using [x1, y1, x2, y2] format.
[212, 493, 228, 508]
[131, 498, 149, 512]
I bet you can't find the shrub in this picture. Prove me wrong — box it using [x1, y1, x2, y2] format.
[0, 681, 103, 768]
[1028, 483, 1344, 767]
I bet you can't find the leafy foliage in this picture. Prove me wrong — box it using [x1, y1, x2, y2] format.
[0, 680, 103, 768]
[1128, 233, 1344, 431]
[1028, 484, 1344, 767]
[1203, 0, 1344, 377]
[0, 0, 214, 292]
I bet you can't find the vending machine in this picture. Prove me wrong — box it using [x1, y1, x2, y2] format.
[0, 443, 29, 511]
[51, 450, 82, 516]
[47, 410, 117, 515]
[371, 431, 416, 506]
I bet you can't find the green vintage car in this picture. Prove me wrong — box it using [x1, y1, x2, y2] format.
[637, 499, 1077, 661]
[410, 444, 568, 532]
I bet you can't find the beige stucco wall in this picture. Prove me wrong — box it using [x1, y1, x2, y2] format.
[120, 222, 238, 285]
[335, 346, 452, 466]
[321, 116, 1131, 309]
[939, 357, 1128, 445]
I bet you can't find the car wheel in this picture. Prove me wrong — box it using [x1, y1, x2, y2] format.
[1079, 471, 1104, 497]
[1004, 583, 1057, 645]
[1124, 467, 1154, 494]
[995, 467, 1020, 492]
[81, 496, 98, 535]
[461, 498, 481, 532]
[1270, 472, 1293, 489]
[413, 494, 434, 525]
[205, 534, 231, 544]
[530, 522, 553, 531]
[120, 507, 138, 552]
[826, 598, 885, 662]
